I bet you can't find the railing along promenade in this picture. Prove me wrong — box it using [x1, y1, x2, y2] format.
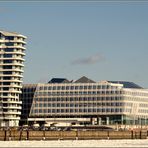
[0, 127, 147, 141]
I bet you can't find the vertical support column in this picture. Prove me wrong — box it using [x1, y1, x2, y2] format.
[145, 117, 147, 126]
[91, 118, 95, 125]
[97, 117, 102, 125]
[139, 118, 142, 129]
[91, 118, 97, 125]
[121, 115, 124, 125]
[106, 117, 109, 125]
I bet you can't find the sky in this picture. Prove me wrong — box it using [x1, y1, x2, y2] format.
[0, 1, 148, 87]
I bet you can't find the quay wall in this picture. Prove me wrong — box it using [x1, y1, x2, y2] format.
[0, 130, 147, 141]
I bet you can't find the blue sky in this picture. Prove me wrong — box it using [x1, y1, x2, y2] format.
[0, 2, 148, 87]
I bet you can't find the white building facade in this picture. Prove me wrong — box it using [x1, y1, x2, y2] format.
[0, 30, 27, 127]
[21, 77, 148, 126]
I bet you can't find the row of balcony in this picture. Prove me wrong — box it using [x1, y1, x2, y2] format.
[0, 45, 26, 50]
[0, 84, 22, 88]
[0, 116, 20, 120]
[0, 57, 25, 61]
[0, 74, 23, 78]
[0, 100, 22, 104]
[0, 68, 24, 72]
[0, 39, 26, 44]
[0, 63, 24, 67]
[0, 79, 23, 83]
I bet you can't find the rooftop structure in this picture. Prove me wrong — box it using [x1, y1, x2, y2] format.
[108, 81, 143, 89]
[48, 78, 70, 83]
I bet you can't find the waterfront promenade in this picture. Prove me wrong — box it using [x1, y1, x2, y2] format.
[0, 139, 148, 147]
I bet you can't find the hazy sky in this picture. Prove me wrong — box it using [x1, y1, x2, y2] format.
[0, 1, 148, 87]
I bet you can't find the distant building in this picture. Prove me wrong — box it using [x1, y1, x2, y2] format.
[0, 30, 27, 127]
[21, 76, 148, 126]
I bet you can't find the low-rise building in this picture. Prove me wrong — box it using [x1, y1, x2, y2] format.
[20, 76, 148, 127]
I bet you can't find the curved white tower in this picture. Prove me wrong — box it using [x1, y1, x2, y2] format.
[0, 30, 27, 127]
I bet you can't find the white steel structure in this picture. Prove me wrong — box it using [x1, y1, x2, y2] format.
[0, 30, 27, 127]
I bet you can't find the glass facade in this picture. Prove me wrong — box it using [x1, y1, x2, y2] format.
[21, 79, 148, 126]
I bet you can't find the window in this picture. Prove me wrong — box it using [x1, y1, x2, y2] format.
[97, 108, 101, 112]
[70, 86, 74, 89]
[3, 60, 13, 63]
[39, 104, 42, 107]
[4, 54, 12, 58]
[57, 86, 61, 90]
[44, 86, 47, 90]
[102, 109, 105, 112]
[61, 104, 64, 107]
[43, 109, 47, 113]
[3, 71, 12, 74]
[66, 86, 69, 90]
[88, 109, 92, 112]
[66, 104, 69, 107]
[34, 109, 38, 113]
[48, 86, 51, 90]
[97, 85, 101, 89]
[106, 108, 111, 112]
[5, 42, 14, 46]
[75, 86, 79, 89]
[3, 66, 12, 69]
[84, 86, 87, 89]
[44, 104, 47, 107]
[70, 104, 74, 107]
[111, 108, 114, 112]
[3, 82, 10, 85]
[93, 109, 96, 112]
[5, 36, 14, 40]
[35, 104, 38, 107]
[48, 92, 51, 96]
[3, 77, 11, 80]
[88, 86, 92, 89]
[115, 108, 119, 112]
[39, 98, 42, 101]
[52, 104, 56, 107]
[4, 48, 14, 52]
[3, 87, 9, 91]
[44, 98, 47, 101]
[70, 109, 73, 112]
[93, 85, 96, 89]
[62, 86, 65, 90]
[53, 86, 56, 90]
[93, 91, 96, 94]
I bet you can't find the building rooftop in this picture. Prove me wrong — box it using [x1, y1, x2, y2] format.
[108, 81, 143, 89]
[24, 76, 144, 89]
[48, 78, 70, 83]
[74, 76, 95, 83]
[0, 30, 27, 38]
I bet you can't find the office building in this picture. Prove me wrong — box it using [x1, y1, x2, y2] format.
[0, 30, 27, 127]
[21, 76, 148, 126]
